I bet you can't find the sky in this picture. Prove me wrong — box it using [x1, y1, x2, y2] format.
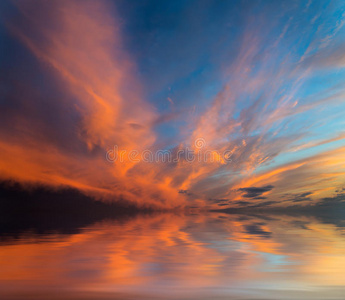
[1, 0, 345, 209]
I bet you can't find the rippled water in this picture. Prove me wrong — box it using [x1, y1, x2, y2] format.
[1, 212, 345, 299]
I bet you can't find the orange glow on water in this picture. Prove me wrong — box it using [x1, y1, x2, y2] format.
[1, 213, 345, 299]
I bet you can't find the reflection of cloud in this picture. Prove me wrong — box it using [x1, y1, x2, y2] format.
[1, 212, 345, 299]
[244, 222, 272, 238]
[289, 220, 310, 230]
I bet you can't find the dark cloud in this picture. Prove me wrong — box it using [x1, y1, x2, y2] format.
[178, 189, 189, 195]
[238, 185, 274, 199]
[236, 201, 251, 206]
[286, 191, 313, 203]
[178, 189, 194, 196]
[313, 192, 345, 207]
[248, 200, 278, 208]
[218, 192, 345, 230]
[209, 198, 229, 204]
[300, 192, 313, 197]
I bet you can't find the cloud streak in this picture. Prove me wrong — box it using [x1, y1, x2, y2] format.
[1, 0, 345, 209]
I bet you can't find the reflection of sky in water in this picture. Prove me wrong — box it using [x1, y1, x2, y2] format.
[0, 213, 345, 299]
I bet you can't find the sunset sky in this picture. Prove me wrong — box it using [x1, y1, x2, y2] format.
[1, 0, 345, 209]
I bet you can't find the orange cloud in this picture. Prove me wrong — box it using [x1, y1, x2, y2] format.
[0, 0, 185, 208]
[1, 0, 345, 210]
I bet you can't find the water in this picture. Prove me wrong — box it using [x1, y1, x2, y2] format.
[1, 212, 345, 299]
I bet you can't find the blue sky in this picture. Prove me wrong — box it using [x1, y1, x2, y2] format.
[1, 0, 345, 208]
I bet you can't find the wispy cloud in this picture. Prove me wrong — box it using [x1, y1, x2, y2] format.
[1, 0, 345, 209]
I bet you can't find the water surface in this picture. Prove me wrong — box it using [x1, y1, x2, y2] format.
[1, 212, 345, 299]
